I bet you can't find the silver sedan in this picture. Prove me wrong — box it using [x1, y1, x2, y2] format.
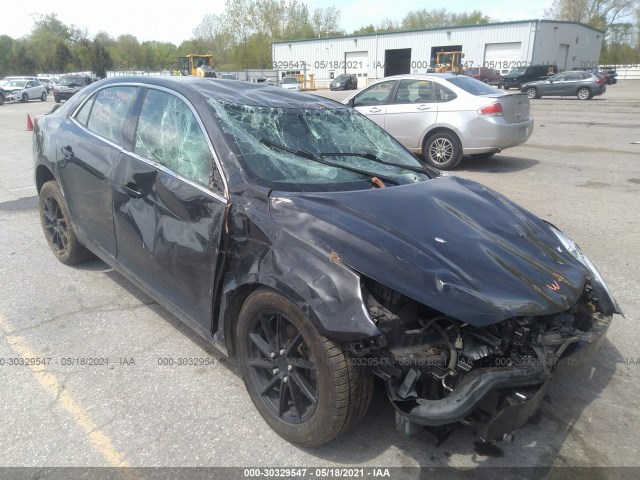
[343, 74, 533, 169]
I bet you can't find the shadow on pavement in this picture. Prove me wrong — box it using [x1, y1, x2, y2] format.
[95, 255, 622, 472]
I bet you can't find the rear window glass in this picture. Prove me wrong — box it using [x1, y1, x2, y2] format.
[86, 86, 137, 146]
[446, 76, 496, 95]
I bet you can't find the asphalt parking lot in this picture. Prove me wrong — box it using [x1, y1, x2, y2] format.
[0, 83, 639, 476]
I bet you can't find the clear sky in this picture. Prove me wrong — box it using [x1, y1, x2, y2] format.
[0, 0, 553, 46]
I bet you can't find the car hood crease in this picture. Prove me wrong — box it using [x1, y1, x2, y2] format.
[270, 176, 590, 327]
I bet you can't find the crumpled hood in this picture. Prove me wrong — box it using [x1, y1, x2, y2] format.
[270, 176, 595, 327]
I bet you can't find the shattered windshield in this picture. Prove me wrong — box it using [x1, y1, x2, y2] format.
[208, 100, 432, 191]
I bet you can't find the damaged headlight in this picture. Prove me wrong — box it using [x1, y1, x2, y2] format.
[548, 225, 617, 307]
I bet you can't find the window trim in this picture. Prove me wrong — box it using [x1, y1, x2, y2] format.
[70, 82, 229, 200]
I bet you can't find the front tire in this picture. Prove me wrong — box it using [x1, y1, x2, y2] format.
[39, 181, 94, 265]
[40, 92, 47, 102]
[54, 95, 61, 103]
[423, 132, 462, 170]
[577, 88, 593, 100]
[21, 93, 28, 103]
[237, 289, 372, 446]
[526, 87, 539, 99]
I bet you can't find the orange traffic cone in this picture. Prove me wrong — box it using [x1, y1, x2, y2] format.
[26, 114, 34, 132]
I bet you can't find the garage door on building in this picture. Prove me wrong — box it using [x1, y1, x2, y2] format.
[484, 42, 522, 74]
[344, 51, 368, 88]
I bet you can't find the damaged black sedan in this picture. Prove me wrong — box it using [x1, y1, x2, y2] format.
[33, 76, 621, 446]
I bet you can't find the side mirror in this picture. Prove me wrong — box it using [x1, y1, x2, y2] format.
[348, 98, 355, 107]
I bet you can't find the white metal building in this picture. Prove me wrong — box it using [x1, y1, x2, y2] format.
[272, 20, 604, 88]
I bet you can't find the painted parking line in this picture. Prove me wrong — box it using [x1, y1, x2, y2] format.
[0, 313, 133, 472]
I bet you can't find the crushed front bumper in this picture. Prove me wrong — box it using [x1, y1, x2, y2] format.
[386, 315, 611, 441]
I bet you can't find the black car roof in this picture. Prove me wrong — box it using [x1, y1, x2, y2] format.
[98, 75, 346, 110]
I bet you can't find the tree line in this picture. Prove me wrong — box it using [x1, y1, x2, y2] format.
[1, 0, 638, 77]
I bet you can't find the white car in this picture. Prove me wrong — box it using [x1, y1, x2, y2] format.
[281, 76, 300, 91]
[343, 74, 533, 170]
[2, 79, 47, 103]
[38, 78, 56, 93]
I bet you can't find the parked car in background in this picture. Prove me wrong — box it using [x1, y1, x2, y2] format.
[249, 76, 274, 86]
[330, 74, 358, 90]
[343, 74, 533, 169]
[33, 75, 620, 447]
[1, 75, 42, 86]
[521, 71, 606, 100]
[463, 67, 502, 86]
[501, 65, 557, 90]
[281, 76, 301, 91]
[53, 75, 93, 103]
[38, 77, 56, 93]
[220, 73, 238, 80]
[2, 79, 47, 103]
[599, 67, 618, 84]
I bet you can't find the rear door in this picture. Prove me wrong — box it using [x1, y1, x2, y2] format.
[352, 80, 397, 128]
[112, 87, 227, 332]
[383, 78, 437, 150]
[57, 85, 140, 258]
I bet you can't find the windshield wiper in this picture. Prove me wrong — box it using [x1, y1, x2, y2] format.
[321, 151, 435, 176]
[259, 138, 399, 185]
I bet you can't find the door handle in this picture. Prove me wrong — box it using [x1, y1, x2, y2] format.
[61, 145, 73, 160]
[121, 182, 143, 199]
[417, 105, 432, 110]
[369, 107, 382, 113]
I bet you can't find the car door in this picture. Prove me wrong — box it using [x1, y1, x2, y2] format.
[26, 80, 40, 99]
[546, 73, 568, 95]
[383, 79, 438, 150]
[352, 80, 397, 128]
[559, 72, 583, 95]
[112, 87, 227, 332]
[57, 85, 140, 257]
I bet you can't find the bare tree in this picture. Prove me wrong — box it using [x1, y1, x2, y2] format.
[311, 7, 342, 37]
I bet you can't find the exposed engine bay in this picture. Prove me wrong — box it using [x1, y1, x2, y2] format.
[347, 278, 613, 442]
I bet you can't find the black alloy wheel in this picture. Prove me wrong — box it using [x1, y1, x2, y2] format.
[237, 290, 372, 446]
[39, 181, 93, 265]
[246, 309, 319, 423]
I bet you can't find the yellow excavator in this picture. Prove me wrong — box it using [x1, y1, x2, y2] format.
[435, 51, 465, 74]
[177, 55, 216, 77]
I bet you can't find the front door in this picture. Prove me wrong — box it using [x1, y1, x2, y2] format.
[352, 80, 397, 128]
[112, 87, 227, 331]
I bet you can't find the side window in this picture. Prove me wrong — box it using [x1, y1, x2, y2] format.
[74, 95, 95, 126]
[554, 73, 569, 82]
[353, 80, 396, 107]
[435, 84, 457, 102]
[565, 73, 581, 81]
[393, 79, 435, 104]
[27, 81, 38, 88]
[86, 86, 137, 146]
[134, 89, 212, 188]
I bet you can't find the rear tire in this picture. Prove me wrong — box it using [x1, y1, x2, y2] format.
[577, 88, 593, 100]
[423, 132, 463, 170]
[237, 289, 372, 446]
[40, 92, 47, 102]
[54, 95, 60, 103]
[39, 181, 94, 265]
